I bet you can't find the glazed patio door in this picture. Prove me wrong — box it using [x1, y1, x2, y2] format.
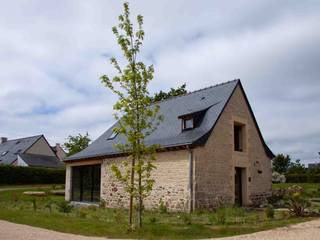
[71, 164, 101, 202]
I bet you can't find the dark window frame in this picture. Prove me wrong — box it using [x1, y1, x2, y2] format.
[182, 117, 194, 130]
[234, 123, 245, 152]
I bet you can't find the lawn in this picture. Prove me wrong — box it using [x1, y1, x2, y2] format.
[0, 185, 317, 239]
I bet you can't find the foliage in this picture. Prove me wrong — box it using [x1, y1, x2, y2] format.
[286, 185, 311, 216]
[31, 198, 37, 211]
[214, 207, 227, 224]
[267, 189, 286, 207]
[158, 198, 167, 214]
[0, 165, 65, 185]
[56, 201, 74, 213]
[180, 213, 192, 225]
[287, 159, 306, 174]
[151, 83, 187, 102]
[285, 173, 320, 183]
[272, 171, 286, 183]
[265, 204, 275, 219]
[272, 154, 291, 174]
[100, 2, 163, 228]
[63, 132, 91, 157]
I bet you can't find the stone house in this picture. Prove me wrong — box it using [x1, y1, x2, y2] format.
[64, 79, 274, 211]
[0, 135, 65, 168]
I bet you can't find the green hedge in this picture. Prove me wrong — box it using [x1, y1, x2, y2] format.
[286, 173, 320, 183]
[0, 165, 65, 185]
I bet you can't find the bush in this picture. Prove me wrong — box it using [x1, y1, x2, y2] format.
[286, 173, 320, 183]
[264, 204, 274, 219]
[267, 189, 286, 207]
[159, 199, 168, 214]
[181, 213, 192, 225]
[215, 207, 227, 224]
[286, 185, 311, 216]
[272, 171, 286, 183]
[148, 216, 157, 224]
[0, 165, 65, 185]
[56, 201, 73, 213]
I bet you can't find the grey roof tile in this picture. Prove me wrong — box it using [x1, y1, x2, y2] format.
[19, 153, 63, 168]
[0, 135, 42, 165]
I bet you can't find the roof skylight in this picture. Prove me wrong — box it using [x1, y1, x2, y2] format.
[107, 131, 118, 140]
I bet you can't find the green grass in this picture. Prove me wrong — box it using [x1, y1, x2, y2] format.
[0, 186, 317, 239]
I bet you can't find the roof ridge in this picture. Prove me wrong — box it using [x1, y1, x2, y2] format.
[2, 134, 43, 143]
[153, 79, 240, 105]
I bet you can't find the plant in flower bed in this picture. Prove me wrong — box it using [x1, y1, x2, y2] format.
[285, 185, 311, 216]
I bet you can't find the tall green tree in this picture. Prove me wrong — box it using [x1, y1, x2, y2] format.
[63, 133, 91, 157]
[272, 154, 291, 174]
[100, 2, 162, 228]
[151, 83, 187, 102]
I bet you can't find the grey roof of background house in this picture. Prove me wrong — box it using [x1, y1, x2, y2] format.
[18, 153, 63, 168]
[66, 79, 274, 161]
[0, 135, 42, 165]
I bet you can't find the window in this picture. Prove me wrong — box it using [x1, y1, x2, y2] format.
[183, 118, 194, 130]
[234, 123, 244, 152]
[1, 151, 8, 156]
[107, 131, 118, 140]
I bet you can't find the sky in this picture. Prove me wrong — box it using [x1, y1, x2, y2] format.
[0, 0, 319, 164]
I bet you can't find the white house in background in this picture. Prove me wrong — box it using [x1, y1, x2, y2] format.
[0, 135, 65, 168]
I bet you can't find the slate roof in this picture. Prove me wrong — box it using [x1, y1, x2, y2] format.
[0, 135, 42, 165]
[18, 153, 63, 168]
[66, 79, 274, 161]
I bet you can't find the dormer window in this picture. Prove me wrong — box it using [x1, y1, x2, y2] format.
[1, 151, 8, 156]
[183, 117, 194, 130]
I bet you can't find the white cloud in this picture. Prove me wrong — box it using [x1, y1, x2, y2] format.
[0, 0, 319, 164]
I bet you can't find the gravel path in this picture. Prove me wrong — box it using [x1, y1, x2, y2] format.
[0, 219, 319, 240]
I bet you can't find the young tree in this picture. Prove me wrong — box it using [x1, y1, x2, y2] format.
[63, 133, 91, 157]
[151, 83, 187, 102]
[100, 2, 162, 228]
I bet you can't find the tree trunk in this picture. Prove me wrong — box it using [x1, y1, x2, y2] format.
[129, 157, 135, 229]
[138, 168, 142, 228]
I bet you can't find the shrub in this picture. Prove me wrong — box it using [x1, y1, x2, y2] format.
[11, 192, 20, 203]
[267, 189, 286, 207]
[159, 199, 167, 214]
[286, 173, 320, 183]
[78, 208, 88, 218]
[99, 199, 106, 208]
[215, 207, 227, 224]
[272, 171, 286, 183]
[264, 204, 274, 219]
[45, 201, 53, 213]
[56, 201, 73, 213]
[181, 213, 192, 225]
[0, 165, 65, 185]
[31, 198, 37, 211]
[286, 186, 311, 216]
[148, 216, 157, 224]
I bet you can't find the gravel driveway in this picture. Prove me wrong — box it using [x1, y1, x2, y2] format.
[0, 219, 319, 240]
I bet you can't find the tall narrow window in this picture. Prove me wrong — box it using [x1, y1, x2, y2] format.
[234, 124, 244, 152]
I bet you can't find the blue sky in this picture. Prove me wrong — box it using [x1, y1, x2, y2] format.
[0, 0, 319, 164]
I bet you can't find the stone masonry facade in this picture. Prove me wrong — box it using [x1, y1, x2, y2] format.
[193, 85, 272, 210]
[100, 150, 190, 212]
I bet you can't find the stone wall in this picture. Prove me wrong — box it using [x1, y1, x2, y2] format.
[101, 150, 190, 212]
[193, 85, 272, 210]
